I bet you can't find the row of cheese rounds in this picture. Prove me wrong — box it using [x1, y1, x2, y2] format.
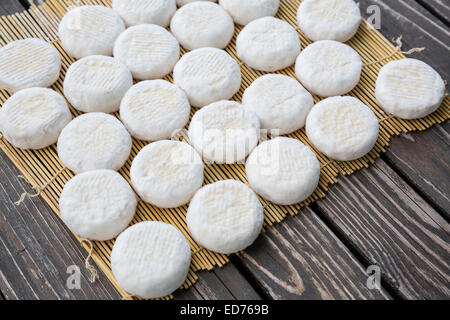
[0, 0, 446, 299]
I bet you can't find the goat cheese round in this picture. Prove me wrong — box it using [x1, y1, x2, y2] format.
[306, 96, 379, 161]
[59, 170, 137, 241]
[246, 137, 320, 205]
[130, 140, 204, 208]
[112, 0, 176, 27]
[297, 0, 361, 42]
[111, 221, 191, 299]
[236, 17, 300, 72]
[295, 40, 362, 97]
[170, 2, 234, 50]
[59, 5, 125, 59]
[177, 0, 217, 6]
[242, 74, 314, 135]
[57, 113, 132, 174]
[113, 24, 180, 80]
[64, 55, 133, 113]
[219, 0, 279, 25]
[120, 80, 190, 141]
[187, 180, 263, 254]
[0, 88, 71, 149]
[0, 38, 61, 92]
[375, 59, 445, 119]
[188, 100, 260, 164]
[173, 48, 241, 107]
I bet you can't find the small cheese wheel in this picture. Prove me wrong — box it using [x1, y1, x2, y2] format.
[0, 38, 61, 92]
[236, 17, 300, 72]
[246, 137, 320, 205]
[0, 88, 71, 149]
[297, 0, 361, 42]
[111, 221, 191, 299]
[112, 0, 176, 27]
[219, 0, 280, 25]
[64, 55, 133, 113]
[59, 170, 137, 241]
[177, 0, 217, 6]
[173, 48, 241, 107]
[188, 100, 260, 164]
[59, 6, 125, 59]
[242, 74, 314, 135]
[295, 40, 362, 97]
[187, 180, 264, 254]
[375, 59, 445, 119]
[113, 24, 180, 80]
[306, 96, 379, 161]
[120, 80, 190, 141]
[130, 140, 204, 208]
[57, 113, 132, 174]
[170, 2, 234, 50]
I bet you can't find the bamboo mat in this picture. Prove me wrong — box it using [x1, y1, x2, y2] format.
[0, 0, 448, 299]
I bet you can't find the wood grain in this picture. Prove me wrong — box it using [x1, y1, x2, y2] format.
[0, 0, 24, 15]
[415, 0, 450, 27]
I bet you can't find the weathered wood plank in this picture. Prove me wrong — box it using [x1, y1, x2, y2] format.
[314, 159, 450, 299]
[234, 208, 391, 300]
[0, 0, 24, 16]
[415, 0, 450, 27]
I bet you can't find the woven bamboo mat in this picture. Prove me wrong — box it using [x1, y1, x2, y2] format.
[0, 0, 448, 299]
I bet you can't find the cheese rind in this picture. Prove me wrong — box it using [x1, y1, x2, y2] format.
[59, 5, 125, 59]
[57, 113, 132, 174]
[112, 0, 176, 27]
[306, 96, 379, 161]
[173, 48, 241, 107]
[246, 137, 320, 205]
[64, 55, 133, 113]
[188, 100, 260, 164]
[130, 140, 204, 208]
[111, 221, 191, 299]
[60, 170, 137, 241]
[0, 38, 61, 92]
[242, 74, 313, 135]
[113, 24, 180, 80]
[295, 40, 362, 97]
[171, 2, 234, 50]
[219, 0, 280, 25]
[120, 80, 190, 141]
[236, 17, 300, 72]
[187, 180, 264, 254]
[297, 0, 361, 42]
[375, 58, 445, 119]
[0, 88, 71, 149]
[177, 0, 217, 6]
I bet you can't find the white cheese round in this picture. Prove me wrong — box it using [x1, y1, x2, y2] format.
[246, 137, 320, 205]
[57, 113, 132, 174]
[219, 0, 279, 25]
[64, 55, 133, 113]
[130, 140, 204, 208]
[173, 47, 241, 107]
[177, 0, 217, 6]
[306, 96, 379, 161]
[120, 80, 190, 141]
[375, 58, 445, 119]
[111, 221, 191, 299]
[187, 180, 264, 254]
[0, 88, 71, 149]
[113, 24, 180, 80]
[242, 74, 314, 135]
[170, 2, 234, 50]
[0, 38, 61, 92]
[59, 169, 137, 241]
[236, 17, 300, 72]
[295, 40, 362, 97]
[112, 0, 176, 27]
[58, 5, 125, 59]
[297, 0, 361, 42]
[188, 100, 260, 164]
